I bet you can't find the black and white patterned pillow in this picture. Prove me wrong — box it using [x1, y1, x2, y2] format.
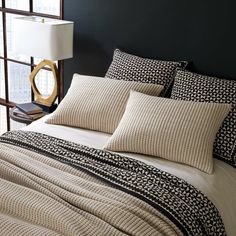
[171, 69, 236, 168]
[105, 49, 187, 95]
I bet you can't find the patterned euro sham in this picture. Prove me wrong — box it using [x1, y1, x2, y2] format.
[171, 69, 236, 168]
[105, 49, 187, 96]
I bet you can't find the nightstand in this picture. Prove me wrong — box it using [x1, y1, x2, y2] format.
[9, 107, 48, 125]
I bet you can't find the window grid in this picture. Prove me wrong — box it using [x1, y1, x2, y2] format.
[0, 0, 64, 131]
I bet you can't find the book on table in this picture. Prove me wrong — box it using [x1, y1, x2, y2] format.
[13, 108, 44, 120]
[16, 102, 43, 115]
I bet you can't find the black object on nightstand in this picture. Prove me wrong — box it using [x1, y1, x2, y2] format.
[9, 102, 53, 125]
[33, 102, 57, 113]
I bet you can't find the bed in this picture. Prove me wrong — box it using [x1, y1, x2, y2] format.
[0, 50, 236, 236]
[27, 117, 236, 235]
[0, 116, 234, 236]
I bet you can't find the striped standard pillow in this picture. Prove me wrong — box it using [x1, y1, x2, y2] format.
[46, 74, 164, 133]
[104, 91, 231, 173]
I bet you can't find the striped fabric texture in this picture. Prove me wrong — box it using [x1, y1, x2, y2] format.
[104, 91, 231, 173]
[0, 141, 181, 236]
[46, 74, 164, 133]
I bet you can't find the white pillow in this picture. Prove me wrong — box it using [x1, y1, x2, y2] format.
[46, 74, 164, 133]
[104, 91, 231, 173]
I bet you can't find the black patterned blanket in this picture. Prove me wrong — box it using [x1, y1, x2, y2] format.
[0, 131, 226, 236]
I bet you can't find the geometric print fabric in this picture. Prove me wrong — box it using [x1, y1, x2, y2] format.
[106, 49, 187, 95]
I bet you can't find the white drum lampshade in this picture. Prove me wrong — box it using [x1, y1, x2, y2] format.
[13, 16, 74, 61]
[13, 16, 74, 108]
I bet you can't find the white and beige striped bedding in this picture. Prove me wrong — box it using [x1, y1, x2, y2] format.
[23, 118, 236, 236]
[0, 141, 182, 236]
[0, 130, 228, 235]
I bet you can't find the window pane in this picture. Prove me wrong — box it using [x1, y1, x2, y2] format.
[0, 60, 5, 99]
[33, 0, 60, 16]
[8, 62, 31, 103]
[5, 0, 29, 11]
[6, 13, 30, 63]
[10, 119, 26, 131]
[0, 12, 3, 57]
[0, 106, 7, 134]
[35, 69, 54, 98]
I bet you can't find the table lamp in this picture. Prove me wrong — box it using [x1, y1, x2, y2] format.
[13, 16, 74, 108]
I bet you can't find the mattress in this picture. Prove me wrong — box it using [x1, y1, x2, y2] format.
[23, 116, 236, 236]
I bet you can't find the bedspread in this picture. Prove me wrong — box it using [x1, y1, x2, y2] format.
[0, 131, 226, 236]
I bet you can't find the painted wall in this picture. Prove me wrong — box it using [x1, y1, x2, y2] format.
[64, 0, 236, 94]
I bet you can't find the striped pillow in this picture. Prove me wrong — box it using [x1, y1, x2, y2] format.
[46, 74, 164, 133]
[104, 91, 231, 173]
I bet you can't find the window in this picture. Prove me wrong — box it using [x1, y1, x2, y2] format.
[0, 0, 63, 134]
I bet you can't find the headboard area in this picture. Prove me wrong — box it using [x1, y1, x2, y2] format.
[64, 0, 236, 94]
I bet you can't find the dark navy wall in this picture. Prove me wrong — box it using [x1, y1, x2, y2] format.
[64, 0, 236, 94]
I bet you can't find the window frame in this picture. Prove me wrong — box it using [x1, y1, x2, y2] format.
[0, 0, 64, 131]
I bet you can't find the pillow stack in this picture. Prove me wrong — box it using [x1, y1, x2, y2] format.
[171, 70, 236, 168]
[47, 48, 233, 173]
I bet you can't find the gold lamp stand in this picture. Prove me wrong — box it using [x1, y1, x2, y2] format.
[29, 60, 59, 107]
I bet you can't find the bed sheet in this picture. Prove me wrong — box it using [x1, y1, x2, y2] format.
[23, 116, 236, 236]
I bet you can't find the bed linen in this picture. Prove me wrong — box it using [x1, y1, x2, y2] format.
[22, 117, 236, 236]
[0, 132, 183, 236]
[0, 131, 225, 236]
[0, 117, 234, 235]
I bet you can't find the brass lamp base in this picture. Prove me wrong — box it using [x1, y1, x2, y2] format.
[29, 59, 59, 107]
